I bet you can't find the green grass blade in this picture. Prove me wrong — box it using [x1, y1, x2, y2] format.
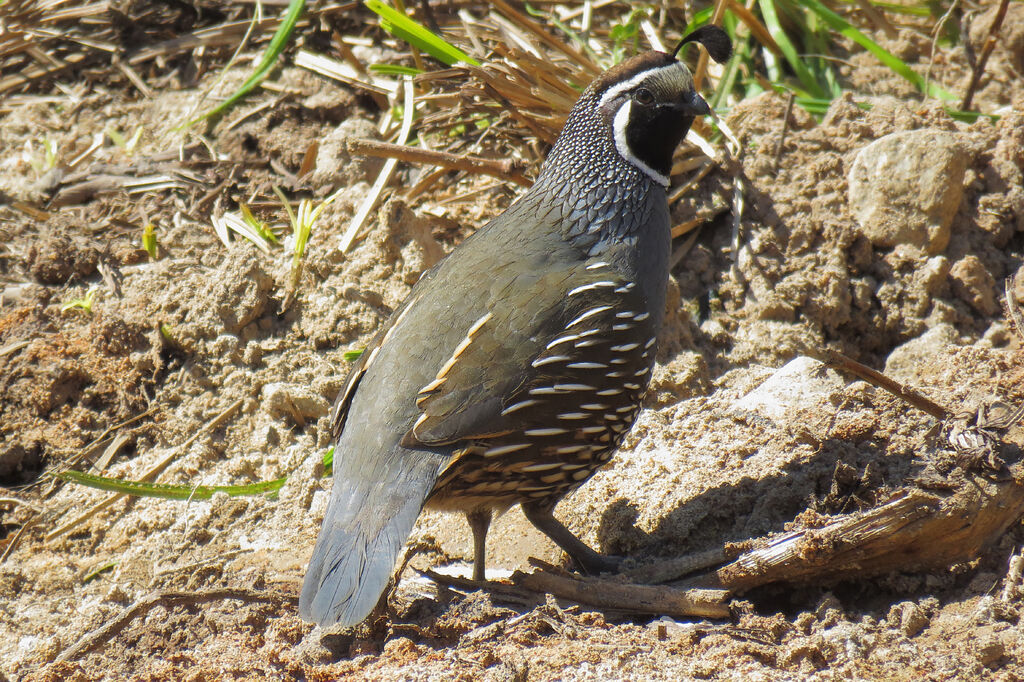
[365, 0, 479, 66]
[181, 0, 306, 129]
[758, 0, 828, 99]
[369, 63, 424, 76]
[83, 561, 118, 584]
[54, 447, 336, 500]
[797, 0, 954, 101]
[55, 469, 288, 499]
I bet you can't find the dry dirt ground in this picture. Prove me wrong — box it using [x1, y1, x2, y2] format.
[3, 2, 1024, 680]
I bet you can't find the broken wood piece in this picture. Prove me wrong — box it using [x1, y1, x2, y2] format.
[806, 348, 950, 421]
[513, 568, 732, 619]
[691, 472, 1024, 595]
[623, 545, 733, 585]
[342, 137, 531, 187]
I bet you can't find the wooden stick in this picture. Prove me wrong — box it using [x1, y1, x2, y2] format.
[701, 475, 1024, 594]
[342, 137, 531, 187]
[623, 546, 733, 585]
[961, 0, 1011, 111]
[513, 569, 732, 619]
[56, 587, 295, 661]
[805, 348, 951, 421]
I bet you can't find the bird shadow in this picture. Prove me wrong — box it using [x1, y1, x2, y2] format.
[594, 431, 908, 570]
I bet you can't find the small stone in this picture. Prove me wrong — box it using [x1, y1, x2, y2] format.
[949, 255, 999, 316]
[899, 602, 929, 637]
[104, 582, 132, 605]
[848, 130, 968, 255]
[918, 256, 951, 296]
[313, 118, 385, 189]
[732, 356, 844, 425]
[262, 383, 330, 422]
[884, 324, 959, 382]
[976, 634, 1005, 666]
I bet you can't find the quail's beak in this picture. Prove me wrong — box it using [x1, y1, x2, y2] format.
[674, 91, 712, 117]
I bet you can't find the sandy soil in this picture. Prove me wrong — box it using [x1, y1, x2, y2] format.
[3, 2, 1024, 680]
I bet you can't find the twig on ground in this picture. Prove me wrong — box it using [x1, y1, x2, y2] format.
[961, 0, 1011, 111]
[0, 514, 39, 563]
[623, 545, 735, 585]
[772, 92, 795, 172]
[340, 77, 415, 253]
[419, 568, 543, 608]
[806, 348, 951, 421]
[56, 587, 296, 662]
[513, 566, 732, 619]
[697, 476, 1024, 595]
[342, 138, 531, 187]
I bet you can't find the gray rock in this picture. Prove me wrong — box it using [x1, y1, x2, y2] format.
[732, 356, 844, 425]
[262, 382, 330, 422]
[949, 254, 999, 316]
[312, 117, 385, 189]
[884, 323, 959, 381]
[848, 130, 968, 255]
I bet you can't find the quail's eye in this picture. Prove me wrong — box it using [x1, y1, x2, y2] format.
[633, 87, 654, 105]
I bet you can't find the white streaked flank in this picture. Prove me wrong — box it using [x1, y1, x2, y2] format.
[568, 281, 617, 296]
[525, 427, 570, 436]
[530, 387, 566, 396]
[532, 355, 571, 368]
[501, 399, 541, 415]
[520, 461, 564, 472]
[546, 334, 580, 349]
[553, 383, 596, 391]
[566, 305, 613, 328]
[483, 443, 532, 457]
[567, 361, 607, 369]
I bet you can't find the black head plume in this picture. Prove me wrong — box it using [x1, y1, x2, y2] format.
[672, 25, 732, 64]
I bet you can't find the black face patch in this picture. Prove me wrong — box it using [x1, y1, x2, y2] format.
[624, 102, 693, 177]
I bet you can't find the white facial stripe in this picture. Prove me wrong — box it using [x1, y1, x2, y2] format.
[613, 102, 670, 187]
[597, 63, 684, 109]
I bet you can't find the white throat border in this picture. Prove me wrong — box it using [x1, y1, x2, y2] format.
[612, 101, 670, 187]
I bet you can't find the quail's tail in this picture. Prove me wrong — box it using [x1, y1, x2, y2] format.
[299, 448, 446, 627]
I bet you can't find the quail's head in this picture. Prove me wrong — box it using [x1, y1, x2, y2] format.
[546, 25, 732, 188]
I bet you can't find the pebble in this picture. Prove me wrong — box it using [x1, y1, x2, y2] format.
[732, 356, 844, 424]
[949, 254, 999, 316]
[884, 323, 959, 382]
[262, 382, 330, 422]
[848, 130, 968, 255]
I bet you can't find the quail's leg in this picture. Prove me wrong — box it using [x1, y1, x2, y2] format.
[465, 509, 492, 581]
[522, 501, 621, 575]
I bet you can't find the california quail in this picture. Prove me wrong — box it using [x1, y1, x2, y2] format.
[300, 26, 732, 627]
